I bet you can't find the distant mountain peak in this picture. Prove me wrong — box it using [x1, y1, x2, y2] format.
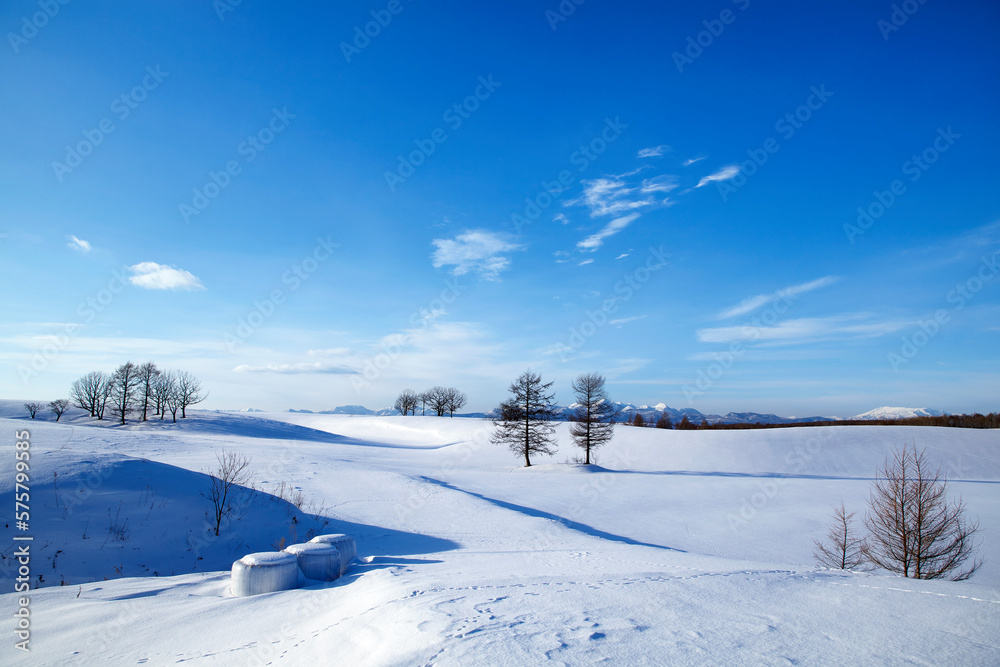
[852, 407, 946, 420]
[331, 405, 376, 415]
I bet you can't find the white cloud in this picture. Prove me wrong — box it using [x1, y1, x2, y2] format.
[697, 315, 906, 345]
[127, 262, 205, 291]
[234, 362, 358, 375]
[306, 348, 351, 357]
[640, 175, 679, 194]
[960, 219, 1000, 247]
[717, 276, 840, 319]
[578, 259, 594, 266]
[695, 165, 740, 188]
[683, 157, 706, 166]
[605, 357, 652, 376]
[637, 145, 669, 158]
[67, 235, 91, 252]
[568, 178, 654, 218]
[431, 230, 524, 280]
[609, 315, 646, 327]
[554, 213, 569, 225]
[614, 252, 631, 260]
[577, 213, 641, 252]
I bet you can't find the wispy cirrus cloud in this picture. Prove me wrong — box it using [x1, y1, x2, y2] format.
[695, 165, 740, 188]
[577, 213, 641, 252]
[431, 230, 524, 280]
[609, 315, 646, 327]
[717, 276, 840, 319]
[683, 157, 706, 166]
[67, 235, 91, 252]
[234, 362, 358, 374]
[697, 314, 906, 345]
[637, 145, 669, 158]
[127, 262, 205, 291]
[306, 347, 350, 357]
[640, 174, 679, 194]
[568, 178, 656, 218]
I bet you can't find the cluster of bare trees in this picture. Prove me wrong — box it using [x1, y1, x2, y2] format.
[491, 370, 618, 467]
[394, 386, 468, 417]
[70, 362, 206, 425]
[22, 400, 69, 421]
[814, 444, 983, 581]
[624, 412, 703, 429]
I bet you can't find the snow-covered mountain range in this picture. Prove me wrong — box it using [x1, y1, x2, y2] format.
[246, 402, 958, 424]
[850, 406, 948, 420]
[279, 402, 847, 424]
[273, 404, 949, 424]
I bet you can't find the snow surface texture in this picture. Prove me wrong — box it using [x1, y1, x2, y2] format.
[310, 533, 357, 576]
[285, 543, 341, 582]
[231, 552, 300, 597]
[0, 401, 997, 664]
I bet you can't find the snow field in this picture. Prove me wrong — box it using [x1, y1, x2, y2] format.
[0, 406, 997, 664]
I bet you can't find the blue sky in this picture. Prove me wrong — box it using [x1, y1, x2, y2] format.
[2, 0, 998, 416]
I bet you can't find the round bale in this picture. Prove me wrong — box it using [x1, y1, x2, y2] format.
[231, 551, 299, 597]
[309, 534, 357, 575]
[285, 542, 340, 581]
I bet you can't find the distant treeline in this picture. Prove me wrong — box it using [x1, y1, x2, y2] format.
[696, 413, 1000, 431]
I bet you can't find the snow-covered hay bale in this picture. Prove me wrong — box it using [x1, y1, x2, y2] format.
[309, 534, 356, 575]
[230, 551, 299, 597]
[284, 542, 340, 581]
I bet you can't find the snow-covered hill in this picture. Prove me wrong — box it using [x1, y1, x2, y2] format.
[852, 406, 947, 420]
[1, 404, 997, 664]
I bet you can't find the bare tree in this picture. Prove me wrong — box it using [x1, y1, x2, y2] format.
[23, 402, 42, 419]
[48, 399, 70, 422]
[864, 444, 983, 580]
[109, 361, 141, 425]
[71, 371, 106, 417]
[633, 412, 646, 427]
[202, 449, 254, 536]
[655, 413, 672, 429]
[423, 386, 450, 417]
[136, 361, 160, 421]
[95, 372, 113, 421]
[154, 371, 177, 421]
[814, 501, 866, 570]
[164, 379, 182, 423]
[394, 389, 419, 416]
[569, 373, 615, 464]
[176, 371, 207, 418]
[491, 370, 557, 467]
[443, 387, 467, 417]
